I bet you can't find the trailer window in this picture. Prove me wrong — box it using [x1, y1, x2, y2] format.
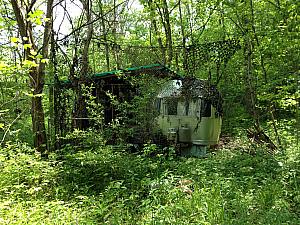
[165, 98, 178, 115]
[185, 101, 189, 116]
[200, 99, 211, 117]
[154, 98, 161, 113]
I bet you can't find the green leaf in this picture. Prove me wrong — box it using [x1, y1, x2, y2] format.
[24, 44, 32, 50]
[36, 54, 43, 59]
[30, 49, 37, 56]
[10, 37, 20, 43]
[28, 9, 44, 26]
[41, 59, 49, 64]
[28, 9, 44, 19]
[0, 61, 7, 69]
[23, 60, 38, 68]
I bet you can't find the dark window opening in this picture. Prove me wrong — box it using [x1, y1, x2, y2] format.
[166, 98, 178, 115]
[200, 99, 211, 117]
[185, 101, 189, 116]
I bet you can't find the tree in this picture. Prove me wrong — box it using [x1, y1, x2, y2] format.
[72, 0, 94, 130]
[10, 0, 54, 155]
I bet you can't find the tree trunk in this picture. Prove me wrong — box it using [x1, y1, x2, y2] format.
[244, 38, 260, 128]
[148, 0, 166, 63]
[162, 0, 173, 64]
[156, 0, 173, 64]
[99, 0, 110, 70]
[179, 0, 188, 71]
[73, 0, 93, 130]
[10, 0, 53, 155]
[31, 92, 47, 153]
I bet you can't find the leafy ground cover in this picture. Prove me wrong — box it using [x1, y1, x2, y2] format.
[0, 133, 299, 224]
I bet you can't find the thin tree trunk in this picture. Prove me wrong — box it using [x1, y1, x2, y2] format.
[249, 0, 281, 148]
[73, 0, 93, 130]
[186, 0, 194, 45]
[162, 0, 173, 64]
[81, 0, 93, 76]
[156, 0, 172, 64]
[179, 0, 187, 71]
[112, 0, 120, 69]
[244, 37, 260, 129]
[148, 0, 165, 63]
[99, 0, 110, 70]
[249, 0, 268, 83]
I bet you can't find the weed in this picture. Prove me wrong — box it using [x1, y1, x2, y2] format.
[0, 126, 299, 224]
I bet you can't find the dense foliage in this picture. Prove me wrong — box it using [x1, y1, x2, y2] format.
[0, 127, 299, 224]
[0, 0, 299, 223]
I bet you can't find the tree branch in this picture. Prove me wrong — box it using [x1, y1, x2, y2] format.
[10, 0, 27, 37]
[57, 0, 127, 42]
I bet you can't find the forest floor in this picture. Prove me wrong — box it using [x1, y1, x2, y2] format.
[0, 130, 299, 224]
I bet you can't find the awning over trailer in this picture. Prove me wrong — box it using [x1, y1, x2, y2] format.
[60, 63, 181, 86]
[94, 63, 178, 78]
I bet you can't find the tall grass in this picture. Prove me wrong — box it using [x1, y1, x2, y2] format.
[0, 133, 299, 224]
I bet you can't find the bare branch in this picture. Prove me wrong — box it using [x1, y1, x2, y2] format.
[1, 109, 26, 145]
[57, 0, 127, 42]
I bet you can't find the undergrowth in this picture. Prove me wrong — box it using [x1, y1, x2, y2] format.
[0, 128, 299, 224]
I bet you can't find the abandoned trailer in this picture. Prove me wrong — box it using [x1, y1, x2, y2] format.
[156, 78, 222, 156]
[51, 64, 223, 156]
